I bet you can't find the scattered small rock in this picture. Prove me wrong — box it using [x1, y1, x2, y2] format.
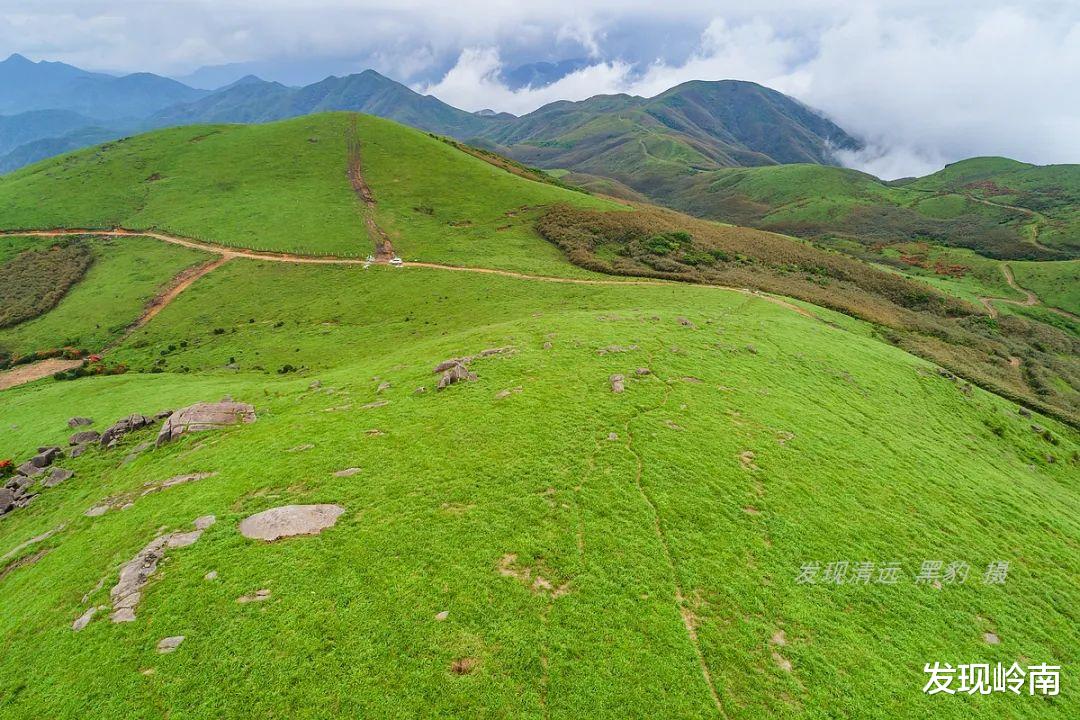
[110, 517, 210, 623]
[984, 632, 1000, 645]
[435, 610, 449, 621]
[30, 446, 61, 468]
[607, 432, 619, 441]
[69, 430, 101, 446]
[677, 317, 695, 328]
[204, 570, 218, 581]
[100, 414, 154, 448]
[542, 342, 552, 350]
[414, 386, 427, 394]
[287, 443, 315, 453]
[42, 467, 73, 488]
[745, 344, 758, 355]
[193, 515, 216, 530]
[610, 374, 625, 393]
[156, 636, 185, 653]
[1017, 407, 1031, 418]
[333, 467, 362, 477]
[67, 417, 94, 428]
[376, 382, 391, 394]
[361, 400, 389, 409]
[635, 367, 651, 376]
[238, 504, 346, 542]
[236, 589, 271, 604]
[72, 606, 98, 632]
[437, 362, 476, 391]
[84, 505, 108, 517]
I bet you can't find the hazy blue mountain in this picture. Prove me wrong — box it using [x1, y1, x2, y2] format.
[0, 53, 206, 121]
[0, 126, 125, 173]
[149, 69, 488, 136]
[0, 109, 107, 155]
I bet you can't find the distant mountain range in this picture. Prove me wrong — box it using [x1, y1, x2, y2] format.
[0, 53, 860, 187]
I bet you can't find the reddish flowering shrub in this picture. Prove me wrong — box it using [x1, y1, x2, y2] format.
[0, 459, 13, 478]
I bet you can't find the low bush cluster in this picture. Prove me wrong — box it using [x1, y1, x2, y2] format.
[0, 240, 94, 329]
[537, 204, 1080, 425]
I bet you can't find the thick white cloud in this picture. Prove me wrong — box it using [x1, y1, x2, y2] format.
[418, 6, 1080, 177]
[2, 1, 1077, 177]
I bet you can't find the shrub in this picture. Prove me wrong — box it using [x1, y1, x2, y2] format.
[0, 241, 94, 328]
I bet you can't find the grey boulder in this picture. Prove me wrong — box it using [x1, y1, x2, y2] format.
[69, 430, 101, 446]
[156, 401, 256, 446]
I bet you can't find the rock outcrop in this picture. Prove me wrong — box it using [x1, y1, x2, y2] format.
[156, 402, 256, 446]
[100, 414, 154, 448]
[238, 504, 345, 542]
[110, 517, 215, 623]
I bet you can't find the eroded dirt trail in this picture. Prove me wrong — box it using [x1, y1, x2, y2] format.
[1, 227, 820, 392]
[0, 235, 233, 390]
[346, 116, 395, 261]
[977, 263, 1077, 321]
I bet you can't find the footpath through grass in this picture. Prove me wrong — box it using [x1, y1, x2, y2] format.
[0, 235, 210, 357]
[0, 113, 621, 276]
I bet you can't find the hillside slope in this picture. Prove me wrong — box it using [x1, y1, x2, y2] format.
[1, 259, 1077, 719]
[0, 113, 617, 272]
[0, 113, 1076, 422]
[0, 112, 1077, 718]
[675, 160, 1080, 261]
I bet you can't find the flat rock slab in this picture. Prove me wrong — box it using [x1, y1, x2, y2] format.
[156, 402, 255, 446]
[72, 606, 98, 632]
[157, 636, 185, 653]
[239, 504, 345, 542]
[236, 589, 271, 603]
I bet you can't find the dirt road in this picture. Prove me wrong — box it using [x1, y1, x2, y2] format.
[977, 263, 1077, 321]
[0, 227, 817, 391]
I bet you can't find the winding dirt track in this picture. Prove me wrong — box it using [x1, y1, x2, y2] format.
[963, 193, 1055, 253]
[977, 263, 1078, 321]
[0, 228, 816, 391]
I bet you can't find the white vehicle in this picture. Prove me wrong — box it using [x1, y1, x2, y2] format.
[389, 256, 404, 266]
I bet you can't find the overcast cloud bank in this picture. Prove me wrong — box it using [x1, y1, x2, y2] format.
[2, 1, 1077, 178]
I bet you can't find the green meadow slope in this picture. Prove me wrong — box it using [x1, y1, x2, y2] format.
[1, 260, 1077, 719]
[0, 114, 1078, 718]
[675, 162, 1079, 261]
[0, 113, 618, 273]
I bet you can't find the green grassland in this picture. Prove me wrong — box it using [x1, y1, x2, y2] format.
[1, 260, 1077, 719]
[0, 115, 1077, 718]
[1010, 261, 1080, 316]
[355, 118, 621, 275]
[0, 113, 620, 274]
[0, 235, 209, 357]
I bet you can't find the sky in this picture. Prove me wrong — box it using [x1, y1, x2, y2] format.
[2, 1, 1078, 178]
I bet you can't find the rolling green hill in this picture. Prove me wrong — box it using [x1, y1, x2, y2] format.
[473, 81, 860, 193]
[661, 160, 1080, 262]
[0, 113, 1077, 717]
[1, 258, 1077, 719]
[0, 113, 617, 272]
